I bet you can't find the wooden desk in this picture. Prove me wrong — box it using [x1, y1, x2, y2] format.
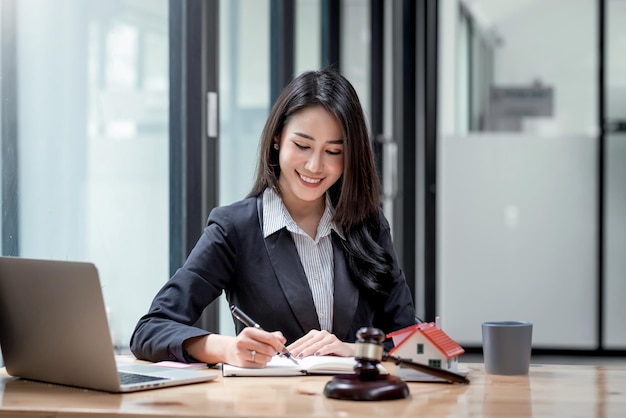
[1, 361, 625, 417]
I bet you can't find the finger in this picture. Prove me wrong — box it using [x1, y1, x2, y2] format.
[287, 330, 321, 353]
[253, 351, 272, 364]
[232, 347, 273, 368]
[298, 334, 337, 358]
[296, 332, 354, 358]
[270, 330, 287, 346]
[286, 336, 314, 356]
[309, 339, 342, 356]
[237, 327, 286, 357]
[289, 331, 335, 358]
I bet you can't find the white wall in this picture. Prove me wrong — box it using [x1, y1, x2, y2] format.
[439, 134, 597, 347]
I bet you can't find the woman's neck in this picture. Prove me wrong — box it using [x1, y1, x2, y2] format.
[281, 193, 325, 239]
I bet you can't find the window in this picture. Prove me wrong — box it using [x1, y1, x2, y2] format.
[416, 343, 424, 354]
[428, 359, 442, 369]
[3, 0, 169, 350]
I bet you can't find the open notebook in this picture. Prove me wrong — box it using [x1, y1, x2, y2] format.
[222, 355, 388, 377]
[0, 256, 217, 392]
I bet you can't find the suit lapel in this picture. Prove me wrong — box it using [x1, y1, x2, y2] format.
[257, 197, 320, 334]
[331, 233, 359, 341]
[257, 196, 360, 339]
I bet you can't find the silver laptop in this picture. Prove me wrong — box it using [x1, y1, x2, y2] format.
[0, 256, 217, 392]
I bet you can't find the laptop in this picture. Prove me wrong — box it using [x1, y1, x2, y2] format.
[0, 256, 217, 392]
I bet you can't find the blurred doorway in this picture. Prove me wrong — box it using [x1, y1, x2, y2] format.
[602, 0, 626, 350]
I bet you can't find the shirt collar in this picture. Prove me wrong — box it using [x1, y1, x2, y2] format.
[262, 188, 344, 240]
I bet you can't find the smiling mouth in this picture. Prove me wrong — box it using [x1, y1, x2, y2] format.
[299, 173, 322, 184]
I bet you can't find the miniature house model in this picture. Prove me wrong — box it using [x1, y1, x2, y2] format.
[386, 320, 464, 378]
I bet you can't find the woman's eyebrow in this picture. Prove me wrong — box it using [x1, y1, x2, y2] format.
[293, 131, 344, 144]
[293, 131, 314, 140]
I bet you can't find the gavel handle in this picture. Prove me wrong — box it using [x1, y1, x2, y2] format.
[382, 353, 470, 384]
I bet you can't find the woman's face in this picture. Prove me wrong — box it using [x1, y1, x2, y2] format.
[276, 105, 344, 212]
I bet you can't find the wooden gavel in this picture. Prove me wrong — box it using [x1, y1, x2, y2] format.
[324, 327, 469, 401]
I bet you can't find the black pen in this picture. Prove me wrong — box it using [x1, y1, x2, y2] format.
[230, 305, 299, 365]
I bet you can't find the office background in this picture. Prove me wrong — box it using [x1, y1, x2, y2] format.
[0, 0, 624, 368]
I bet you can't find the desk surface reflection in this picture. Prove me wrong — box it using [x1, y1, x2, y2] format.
[1, 360, 626, 417]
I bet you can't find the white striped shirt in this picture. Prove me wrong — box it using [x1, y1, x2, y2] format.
[263, 188, 342, 332]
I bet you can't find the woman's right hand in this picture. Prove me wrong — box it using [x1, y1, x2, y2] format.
[222, 327, 287, 368]
[184, 328, 286, 368]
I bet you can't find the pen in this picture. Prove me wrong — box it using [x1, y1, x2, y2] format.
[230, 305, 299, 365]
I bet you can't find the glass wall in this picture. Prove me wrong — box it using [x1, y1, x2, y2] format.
[218, 0, 272, 335]
[219, 0, 270, 208]
[295, 0, 321, 75]
[341, 0, 370, 122]
[7, 0, 169, 350]
[438, 0, 598, 348]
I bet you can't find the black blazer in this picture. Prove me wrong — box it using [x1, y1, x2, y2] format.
[130, 195, 416, 362]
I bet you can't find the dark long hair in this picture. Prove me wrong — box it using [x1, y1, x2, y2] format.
[248, 68, 393, 295]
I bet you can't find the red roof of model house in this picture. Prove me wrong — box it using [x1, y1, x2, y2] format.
[386, 322, 465, 358]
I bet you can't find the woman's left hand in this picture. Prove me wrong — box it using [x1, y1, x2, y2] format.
[286, 330, 355, 358]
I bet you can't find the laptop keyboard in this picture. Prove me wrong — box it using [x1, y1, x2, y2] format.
[119, 371, 170, 385]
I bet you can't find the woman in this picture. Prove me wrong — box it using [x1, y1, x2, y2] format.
[130, 68, 417, 368]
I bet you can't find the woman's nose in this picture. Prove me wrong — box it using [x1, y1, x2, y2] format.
[305, 152, 323, 173]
